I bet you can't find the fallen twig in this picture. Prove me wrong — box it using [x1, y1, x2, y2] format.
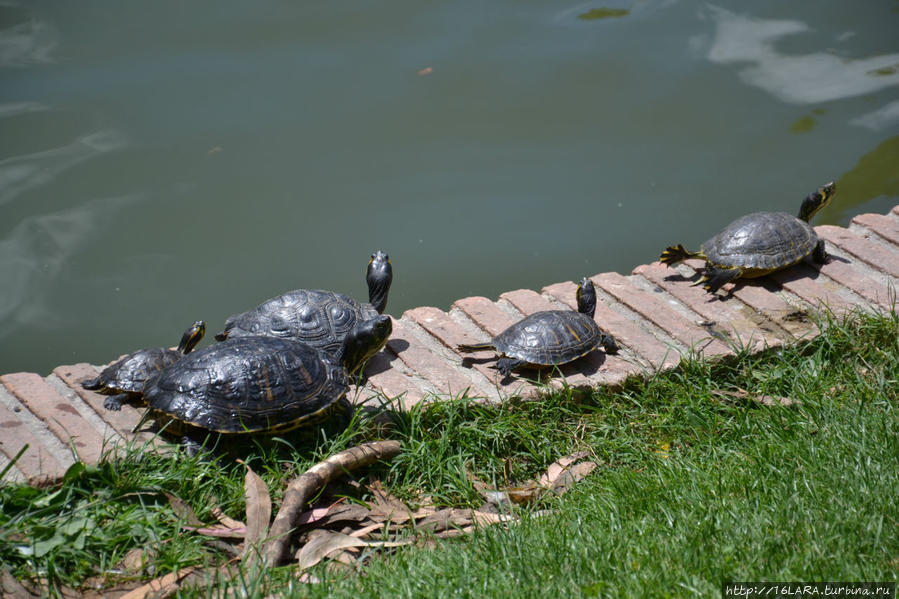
[262, 440, 402, 566]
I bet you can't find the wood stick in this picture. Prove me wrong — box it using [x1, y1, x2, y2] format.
[262, 440, 402, 566]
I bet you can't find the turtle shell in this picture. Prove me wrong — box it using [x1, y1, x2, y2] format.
[142, 336, 347, 434]
[94, 347, 183, 394]
[701, 211, 819, 271]
[219, 289, 377, 356]
[492, 311, 604, 367]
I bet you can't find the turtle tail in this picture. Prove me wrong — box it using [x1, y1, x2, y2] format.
[660, 244, 702, 266]
[457, 342, 495, 353]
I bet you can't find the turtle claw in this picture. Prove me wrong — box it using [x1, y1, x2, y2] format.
[103, 394, 128, 411]
[700, 267, 742, 294]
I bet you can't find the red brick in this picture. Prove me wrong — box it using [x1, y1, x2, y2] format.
[404, 307, 501, 385]
[354, 350, 427, 408]
[54, 364, 152, 443]
[812, 252, 898, 311]
[499, 288, 559, 315]
[817, 225, 899, 278]
[0, 401, 68, 483]
[405, 307, 487, 349]
[544, 281, 680, 370]
[720, 279, 818, 339]
[593, 272, 732, 358]
[635, 262, 789, 352]
[852, 213, 899, 246]
[1, 372, 106, 465]
[768, 264, 860, 315]
[386, 319, 494, 400]
[676, 258, 818, 338]
[500, 288, 641, 384]
[451, 296, 518, 337]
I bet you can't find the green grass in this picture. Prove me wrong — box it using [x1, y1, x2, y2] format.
[1, 308, 897, 597]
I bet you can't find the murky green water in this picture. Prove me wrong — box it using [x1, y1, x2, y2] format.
[2, 0, 898, 374]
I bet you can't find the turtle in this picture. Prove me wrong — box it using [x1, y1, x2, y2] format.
[456, 278, 617, 377]
[660, 182, 836, 294]
[81, 320, 206, 411]
[140, 315, 392, 439]
[214, 250, 392, 370]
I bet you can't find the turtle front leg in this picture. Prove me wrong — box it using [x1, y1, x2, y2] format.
[812, 239, 828, 264]
[496, 357, 525, 377]
[600, 333, 618, 355]
[697, 267, 743, 294]
[103, 393, 130, 411]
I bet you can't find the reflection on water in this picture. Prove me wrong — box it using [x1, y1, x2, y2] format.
[0, 101, 46, 118]
[832, 135, 899, 222]
[0, 129, 127, 206]
[0, 14, 56, 66]
[851, 100, 899, 131]
[0, 194, 139, 336]
[0, 0, 897, 374]
[704, 6, 899, 104]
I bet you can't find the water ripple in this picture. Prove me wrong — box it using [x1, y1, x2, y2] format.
[702, 5, 899, 104]
[0, 19, 57, 66]
[0, 129, 128, 207]
[0, 194, 140, 336]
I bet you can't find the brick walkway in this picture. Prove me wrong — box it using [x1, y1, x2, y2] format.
[2, 205, 898, 485]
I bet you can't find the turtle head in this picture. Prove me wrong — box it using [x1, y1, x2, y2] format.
[575, 277, 597, 319]
[177, 320, 206, 355]
[798, 182, 835, 222]
[366, 250, 392, 314]
[340, 314, 392, 374]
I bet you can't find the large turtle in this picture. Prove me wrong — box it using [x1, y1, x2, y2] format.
[660, 182, 835, 293]
[214, 250, 392, 370]
[81, 320, 205, 411]
[456, 278, 617, 377]
[141, 315, 391, 439]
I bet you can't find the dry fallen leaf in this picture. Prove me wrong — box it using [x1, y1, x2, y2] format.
[119, 548, 153, 574]
[295, 530, 411, 571]
[366, 480, 414, 523]
[118, 566, 199, 599]
[181, 524, 246, 538]
[241, 462, 272, 554]
[1, 567, 35, 598]
[298, 503, 371, 528]
[211, 506, 245, 530]
[163, 492, 204, 527]
[539, 452, 590, 488]
[547, 461, 597, 494]
[349, 523, 384, 539]
[415, 508, 473, 533]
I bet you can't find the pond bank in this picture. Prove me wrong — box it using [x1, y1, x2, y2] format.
[2, 204, 898, 485]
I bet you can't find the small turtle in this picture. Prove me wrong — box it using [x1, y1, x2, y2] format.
[81, 320, 205, 411]
[456, 278, 617, 377]
[215, 251, 392, 370]
[660, 182, 835, 293]
[140, 315, 392, 439]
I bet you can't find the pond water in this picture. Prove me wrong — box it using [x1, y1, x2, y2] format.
[1, 0, 898, 374]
